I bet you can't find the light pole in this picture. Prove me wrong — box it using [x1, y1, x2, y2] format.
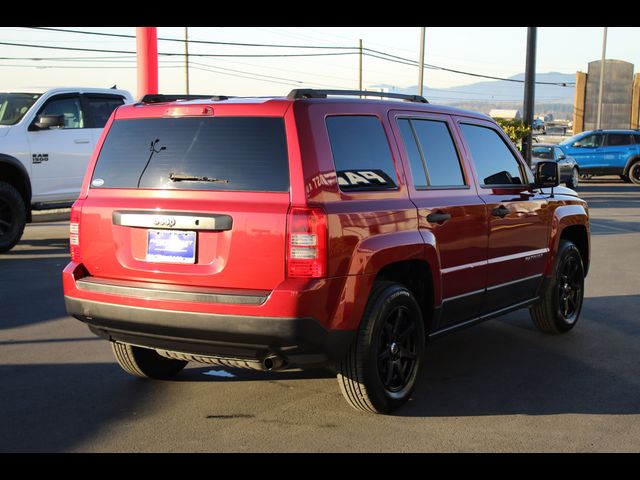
[522, 27, 537, 166]
[418, 27, 425, 97]
[596, 27, 608, 130]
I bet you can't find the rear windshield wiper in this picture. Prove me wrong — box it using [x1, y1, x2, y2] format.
[168, 173, 229, 183]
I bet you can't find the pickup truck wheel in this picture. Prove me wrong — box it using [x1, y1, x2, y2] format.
[111, 342, 187, 379]
[629, 160, 640, 185]
[0, 181, 26, 253]
[530, 240, 584, 334]
[337, 282, 425, 414]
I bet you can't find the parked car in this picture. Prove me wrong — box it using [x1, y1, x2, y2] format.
[0, 87, 134, 251]
[531, 143, 579, 188]
[63, 89, 590, 414]
[559, 129, 640, 184]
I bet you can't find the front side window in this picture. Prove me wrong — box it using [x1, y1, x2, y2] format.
[553, 147, 565, 160]
[39, 96, 84, 129]
[460, 123, 524, 186]
[574, 134, 603, 148]
[326, 116, 398, 191]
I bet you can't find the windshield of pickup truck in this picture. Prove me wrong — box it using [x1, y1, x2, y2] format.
[0, 93, 41, 125]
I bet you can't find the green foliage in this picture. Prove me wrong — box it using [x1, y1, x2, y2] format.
[495, 119, 531, 151]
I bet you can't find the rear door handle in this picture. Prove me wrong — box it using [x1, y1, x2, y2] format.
[74, 139, 90, 144]
[426, 212, 451, 224]
[492, 205, 510, 218]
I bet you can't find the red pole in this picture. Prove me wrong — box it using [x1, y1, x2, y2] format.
[136, 27, 158, 99]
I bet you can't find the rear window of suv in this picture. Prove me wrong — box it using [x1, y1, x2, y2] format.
[91, 117, 289, 191]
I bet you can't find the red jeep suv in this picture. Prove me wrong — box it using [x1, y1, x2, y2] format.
[63, 89, 590, 414]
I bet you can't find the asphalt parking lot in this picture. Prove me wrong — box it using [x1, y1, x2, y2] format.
[1, 180, 639, 452]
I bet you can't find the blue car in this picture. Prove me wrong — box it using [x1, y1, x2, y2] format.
[559, 129, 640, 184]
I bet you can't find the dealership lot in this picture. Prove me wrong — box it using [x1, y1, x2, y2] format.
[1, 180, 639, 452]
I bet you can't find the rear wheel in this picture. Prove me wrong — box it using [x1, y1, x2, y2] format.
[530, 240, 584, 334]
[337, 282, 425, 414]
[0, 181, 26, 253]
[629, 160, 640, 185]
[111, 342, 187, 379]
[566, 167, 579, 189]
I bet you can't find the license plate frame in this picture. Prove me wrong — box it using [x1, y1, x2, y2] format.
[146, 229, 197, 264]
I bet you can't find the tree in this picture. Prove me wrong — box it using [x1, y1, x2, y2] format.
[495, 118, 531, 151]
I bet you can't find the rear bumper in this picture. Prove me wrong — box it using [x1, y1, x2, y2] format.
[65, 296, 354, 366]
[62, 261, 369, 365]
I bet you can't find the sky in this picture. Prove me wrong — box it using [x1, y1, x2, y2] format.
[1, 27, 638, 100]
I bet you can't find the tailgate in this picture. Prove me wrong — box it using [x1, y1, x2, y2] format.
[78, 114, 291, 291]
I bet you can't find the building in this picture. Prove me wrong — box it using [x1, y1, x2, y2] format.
[489, 109, 521, 120]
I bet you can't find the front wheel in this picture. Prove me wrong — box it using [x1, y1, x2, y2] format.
[0, 181, 26, 253]
[337, 282, 425, 414]
[628, 160, 640, 185]
[566, 167, 579, 189]
[530, 240, 584, 334]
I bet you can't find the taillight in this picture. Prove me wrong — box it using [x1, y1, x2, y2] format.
[286, 207, 327, 278]
[69, 203, 82, 262]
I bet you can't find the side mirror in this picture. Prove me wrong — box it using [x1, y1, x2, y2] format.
[556, 153, 566, 160]
[535, 161, 560, 188]
[34, 114, 64, 130]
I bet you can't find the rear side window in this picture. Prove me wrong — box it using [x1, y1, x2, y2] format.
[460, 123, 524, 186]
[606, 133, 632, 146]
[326, 116, 398, 191]
[398, 118, 465, 188]
[91, 117, 289, 192]
[85, 95, 125, 128]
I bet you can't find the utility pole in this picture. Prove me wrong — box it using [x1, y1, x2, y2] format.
[522, 27, 537, 167]
[596, 27, 608, 130]
[184, 27, 190, 95]
[358, 39, 363, 92]
[418, 27, 425, 97]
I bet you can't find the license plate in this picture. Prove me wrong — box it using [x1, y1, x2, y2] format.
[146, 230, 196, 264]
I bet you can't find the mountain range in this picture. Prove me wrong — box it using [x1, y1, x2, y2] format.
[371, 72, 576, 118]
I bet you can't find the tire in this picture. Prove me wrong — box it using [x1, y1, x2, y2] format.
[111, 342, 188, 379]
[565, 167, 579, 189]
[337, 282, 425, 414]
[0, 181, 26, 253]
[530, 240, 584, 334]
[628, 160, 640, 185]
[619, 174, 631, 183]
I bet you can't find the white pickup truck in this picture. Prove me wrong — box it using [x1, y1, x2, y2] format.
[0, 87, 134, 251]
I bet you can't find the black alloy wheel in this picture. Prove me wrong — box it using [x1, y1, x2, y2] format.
[556, 253, 583, 324]
[377, 305, 419, 393]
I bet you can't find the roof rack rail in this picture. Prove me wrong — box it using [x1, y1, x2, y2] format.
[287, 89, 428, 104]
[139, 94, 229, 104]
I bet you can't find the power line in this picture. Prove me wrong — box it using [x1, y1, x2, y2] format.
[10, 29, 575, 88]
[27, 27, 356, 50]
[0, 41, 358, 58]
[363, 48, 575, 87]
